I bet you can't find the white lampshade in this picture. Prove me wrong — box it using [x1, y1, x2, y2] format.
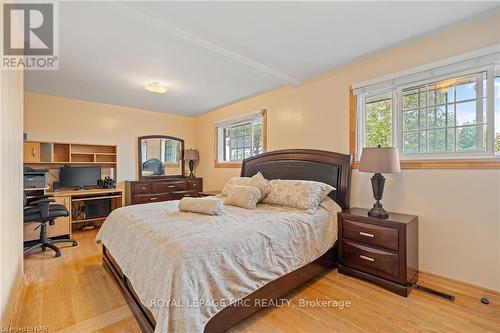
[184, 149, 199, 161]
[359, 147, 401, 174]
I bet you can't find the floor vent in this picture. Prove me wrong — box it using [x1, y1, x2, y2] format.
[415, 285, 455, 301]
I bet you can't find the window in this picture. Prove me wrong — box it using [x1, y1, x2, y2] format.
[215, 110, 267, 166]
[363, 93, 393, 148]
[354, 48, 500, 165]
[401, 72, 487, 154]
[163, 140, 178, 164]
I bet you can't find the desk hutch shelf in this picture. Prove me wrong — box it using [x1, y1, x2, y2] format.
[24, 141, 117, 167]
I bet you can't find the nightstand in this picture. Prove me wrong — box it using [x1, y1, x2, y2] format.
[338, 208, 418, 297]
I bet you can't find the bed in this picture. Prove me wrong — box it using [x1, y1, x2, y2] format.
[99, 149, 352, 333]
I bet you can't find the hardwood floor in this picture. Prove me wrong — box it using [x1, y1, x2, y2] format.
[11, 229, 500, 333]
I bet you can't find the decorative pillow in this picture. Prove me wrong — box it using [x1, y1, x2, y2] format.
[245, 172, 270, 201]
[262, 180, 335, 211]
[225, 185, 261, 209]
[178, 197, 225, 215]
[221, 177, 250, 196]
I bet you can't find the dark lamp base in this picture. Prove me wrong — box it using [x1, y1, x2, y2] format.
[368, 201, 389, 219]
[369, 173, 389, 219]
[188, 159, 196, 179]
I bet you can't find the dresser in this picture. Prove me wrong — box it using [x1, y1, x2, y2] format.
[338, 208, 418, 297]
[125, 178, 203, 205]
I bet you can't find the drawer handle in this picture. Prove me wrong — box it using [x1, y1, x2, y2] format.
[360, 255, 375, 262]
[168, 185, 175, 188]
[359, 232, 374, 238]
[149, 197, 158, 201]
[184, 194, 191, 197]
[141, 187, 147, 190]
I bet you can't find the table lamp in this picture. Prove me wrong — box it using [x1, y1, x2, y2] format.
[359, 146, 401, 219]
[184, 149, 199, 179]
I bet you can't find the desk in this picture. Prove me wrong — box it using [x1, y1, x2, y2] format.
[24, 188, 123, 242]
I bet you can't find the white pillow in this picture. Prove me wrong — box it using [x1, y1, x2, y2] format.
[221, 177, 250, 196]
[262, 180, 335, 211]
[246, 172, 270, 202]
[225, 185, 261, 209]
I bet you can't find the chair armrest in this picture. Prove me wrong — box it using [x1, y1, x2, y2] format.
[29, 198, 55, 206]
[26, 194, 54, 206]
[27, 197, 55, 219]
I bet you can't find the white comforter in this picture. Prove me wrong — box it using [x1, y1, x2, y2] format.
[96, 197, 341, 333]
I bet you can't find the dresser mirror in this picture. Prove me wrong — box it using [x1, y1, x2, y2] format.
[138, 135, 185, 179]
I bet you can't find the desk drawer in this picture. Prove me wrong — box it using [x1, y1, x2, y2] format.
[152, 181, 187, 193]
[132, 194, 170, 205]
[342, 240, 399, 278]
[133, 183, 152, 194]
[343, 219, 398, 251]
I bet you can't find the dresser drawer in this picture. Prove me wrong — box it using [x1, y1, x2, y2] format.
[132, 194, 170, 205]
[342, 240, 399, 278]
[186, 179, 202, 190]
[170, 191, 200, 200]
[133, 183, 152, 194]
[343, 219, 398, 251]
[152, 181, 187, 193]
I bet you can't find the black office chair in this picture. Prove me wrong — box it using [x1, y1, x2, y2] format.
[23, 193, 78, 257]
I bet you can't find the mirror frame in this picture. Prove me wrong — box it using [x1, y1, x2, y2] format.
[138, 135, 185, 180]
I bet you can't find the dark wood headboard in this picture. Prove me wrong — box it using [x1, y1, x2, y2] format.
[241, 149, 352, 210]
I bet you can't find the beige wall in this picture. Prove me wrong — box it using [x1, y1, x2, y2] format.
[0, 69, 24, 324]
[194, 13, 500, 291]
[24, 93, 196, 185]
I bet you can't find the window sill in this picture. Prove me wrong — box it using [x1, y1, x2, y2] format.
[352, 158, 500, 170]
[214, 161, 242, 169]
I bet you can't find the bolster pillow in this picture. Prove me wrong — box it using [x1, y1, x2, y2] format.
[178, 197, 225, 216]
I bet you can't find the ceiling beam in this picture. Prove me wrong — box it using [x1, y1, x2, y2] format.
[118, 3, 302, 87]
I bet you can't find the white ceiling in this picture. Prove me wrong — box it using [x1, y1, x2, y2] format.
[25, 1, 499, 116]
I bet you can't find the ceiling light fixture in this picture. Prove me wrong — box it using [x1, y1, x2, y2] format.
[145, 82, 167, 94]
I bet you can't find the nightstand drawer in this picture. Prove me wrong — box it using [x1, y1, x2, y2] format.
[343, 219, 398, 251]
[342, 240, 399, 278]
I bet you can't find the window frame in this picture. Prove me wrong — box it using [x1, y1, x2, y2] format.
[396, 67, 493, 159]
[352, 63, 500, 169]
[214, 109, 267, 168]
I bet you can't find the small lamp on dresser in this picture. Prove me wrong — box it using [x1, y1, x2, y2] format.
[359, 145, 401, 219]
[184, 149, 199, 179]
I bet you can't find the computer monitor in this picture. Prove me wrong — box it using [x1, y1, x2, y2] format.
[59, 166, 101, 189]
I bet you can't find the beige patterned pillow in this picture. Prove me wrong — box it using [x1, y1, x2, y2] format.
[221, 177, 250, 196]
[225, 185, 261, 209]
[246, 172, 270, 201]
[262, 180, 335, 211]
[178, 197, 225, 215]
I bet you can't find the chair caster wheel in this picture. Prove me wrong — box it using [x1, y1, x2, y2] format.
[42, 246, 46, 252]
[72, 241, 78, 247]
[55, 252, 61, 258]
